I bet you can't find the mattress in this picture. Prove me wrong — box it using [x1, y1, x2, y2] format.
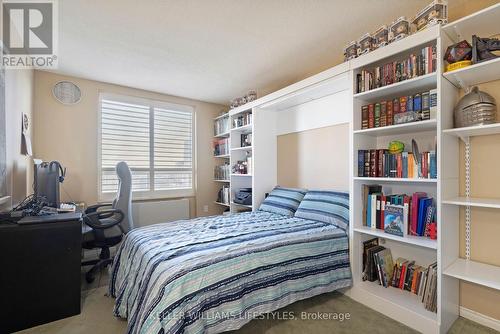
[109, 211, 351, 334]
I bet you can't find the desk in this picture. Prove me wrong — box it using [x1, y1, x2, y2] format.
[0, 212, 82, 334]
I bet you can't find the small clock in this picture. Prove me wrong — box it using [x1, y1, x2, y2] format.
[52, 81, 82, 105]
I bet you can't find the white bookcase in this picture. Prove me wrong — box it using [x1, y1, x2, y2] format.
[347, 4, 500, 333]
[213, 112, 231, 209]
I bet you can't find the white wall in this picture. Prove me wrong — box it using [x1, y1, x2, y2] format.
[4, 69, 34, 206]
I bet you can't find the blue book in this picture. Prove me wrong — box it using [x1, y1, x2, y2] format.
[358, 150, 365, 177]
[402, 152, 408, 179]
[384, 204, 404, 237]
[417, 198, 433, 236]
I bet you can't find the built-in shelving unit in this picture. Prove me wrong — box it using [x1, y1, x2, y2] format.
[439, 3, 500, 312]
[349, 20, 444, 334]
[213, 112, 231, 210]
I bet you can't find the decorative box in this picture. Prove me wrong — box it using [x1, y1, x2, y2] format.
[343, 41, 358, 61]
[373, 26, 389, 49]
[412, 0, 448, 32]
[394, 111, 419, 125]
[357, 33, 375, 56]
[389, 17, 411, 42]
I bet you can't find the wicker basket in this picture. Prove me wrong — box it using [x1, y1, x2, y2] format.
[454, 86, 497, 128]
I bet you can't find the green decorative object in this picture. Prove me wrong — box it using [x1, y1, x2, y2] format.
[388, 141, 405, 154]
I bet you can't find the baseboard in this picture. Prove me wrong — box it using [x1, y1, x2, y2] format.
[460, 306, 500, 332]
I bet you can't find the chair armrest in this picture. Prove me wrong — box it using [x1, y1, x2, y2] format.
[83, 209, 124, 230]
[85, 203, 113, 214]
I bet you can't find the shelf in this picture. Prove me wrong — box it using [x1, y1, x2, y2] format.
[231, 124, 252, 133]
[231, 202, 253, 209]
[214, 154, 230, 158]
[444, 258, 500, 291]
[231, 174, 252, 177]
[354, 119, 436, 136]
[443, 123, 500, 141]
[214, 179, 230, 183]
[353, 73, 437, 101]
[214, 131, 230, 138]
[443, 57, 500, 89]
[442, 3, 500, 43]
[231, 146, 252, 152]
[214, 201, 230, 207]
[214, 112, 229, 120]
[354, 226, 437, 250]
[351, 25, 439, 70]
[353, 177, 437, 184]
[442, 197, 500, 209]
[357, 280, 437, 321]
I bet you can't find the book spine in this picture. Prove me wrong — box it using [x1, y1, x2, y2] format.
[361, 105, 369, 129]
[368, 104, 375, 128]
[387, 100, 393, 126]
[374, 103, 381, 128]
[358, 150, 365, 177]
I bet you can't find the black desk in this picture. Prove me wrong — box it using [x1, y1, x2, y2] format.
[0, 212, 82, 334]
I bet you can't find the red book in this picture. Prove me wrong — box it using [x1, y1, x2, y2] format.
[368, 104, 375, 128]
[399, 263, 407, 289]
[380, 194, 386, 229]
[396, 154, 403, 178]
[387, 101, 393, 126]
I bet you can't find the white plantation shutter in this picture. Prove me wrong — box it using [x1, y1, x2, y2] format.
[99, 94, 194, 200]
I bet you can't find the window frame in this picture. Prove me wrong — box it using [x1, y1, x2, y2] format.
[97, 92, 196, 202]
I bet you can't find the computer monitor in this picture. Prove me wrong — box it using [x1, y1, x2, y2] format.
[34, 161, 63, 208]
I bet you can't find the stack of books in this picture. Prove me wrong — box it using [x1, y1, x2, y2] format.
[358, 149, 437, 179]
[214, 163, 230, 180]
[213, 138, 229, 156]
[217, 185, 230, 205]
[356, 45, 436, 93]
[362, 185, 437, 239]
[362, 239, 438, 313]
[360, 89, 437, 129]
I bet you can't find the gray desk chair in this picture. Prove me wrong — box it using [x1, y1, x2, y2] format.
[82, 161, 134, 283]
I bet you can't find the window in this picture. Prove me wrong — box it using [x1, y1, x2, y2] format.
[98, 93, 194, 200]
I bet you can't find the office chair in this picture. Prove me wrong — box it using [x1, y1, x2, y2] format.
[82, 161, 134, 283]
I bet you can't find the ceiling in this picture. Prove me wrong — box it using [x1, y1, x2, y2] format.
[51, 0, 489, 105]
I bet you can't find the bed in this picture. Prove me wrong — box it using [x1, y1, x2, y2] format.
[109, 193, 351, 334]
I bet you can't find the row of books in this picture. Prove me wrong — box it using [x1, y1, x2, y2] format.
[360, 89, 437, 129]
[214, 138, 229, 156]
[217, 185, 230, 205]
[356, 45, 437, 93]
[362, 185, 437, 238]
[362, 240, 437, 313]
[214, 115, 229, 136]
[214, 163, 230, 181]
[358, 149, 437, 179]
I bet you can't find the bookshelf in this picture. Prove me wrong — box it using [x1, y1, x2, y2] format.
[213, 112, 231, 210]
[348, 20, 445, 334]
[440, 2, 500, 318]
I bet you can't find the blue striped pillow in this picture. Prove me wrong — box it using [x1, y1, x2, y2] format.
[258, 186, 307, 217]
[294, 190, 350, 230]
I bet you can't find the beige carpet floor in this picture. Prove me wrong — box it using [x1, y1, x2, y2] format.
[16, 269, 498, 334]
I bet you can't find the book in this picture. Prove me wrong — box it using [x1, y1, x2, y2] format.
[428, 88, 437, 120]
[384, 204, 404, 237]
[362, 238, 379, 281]
[374, 103, 381, 128]
[361, 105, 369, 129]
[376, 248, 394, 288]
[363, 184, 382, 227]
[368, 104, 375, 128]
[358, 150, 365, 177]
[411, 192, 427, 235]
[380, 101, 387, 127]
[364, 245, 385, 282]
[387, 100, 393, 126]
[417, 197, 433, 236]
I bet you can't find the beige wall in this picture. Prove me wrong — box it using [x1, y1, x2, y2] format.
[277, 124, 349, 191]
[33, 70, 224, 217]
[458, 80, 500, 320]
[4, 69, 34, 205]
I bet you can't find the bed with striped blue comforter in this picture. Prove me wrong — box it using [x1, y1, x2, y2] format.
[109, 210, 351, 334]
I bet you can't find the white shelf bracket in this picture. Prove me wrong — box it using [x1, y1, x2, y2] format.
[465, 138, 471, 260]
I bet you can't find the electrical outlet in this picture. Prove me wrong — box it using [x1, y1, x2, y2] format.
[203, 205, 209, 213]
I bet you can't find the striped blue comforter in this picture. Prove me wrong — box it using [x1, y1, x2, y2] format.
[109, 211, 351, 334]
